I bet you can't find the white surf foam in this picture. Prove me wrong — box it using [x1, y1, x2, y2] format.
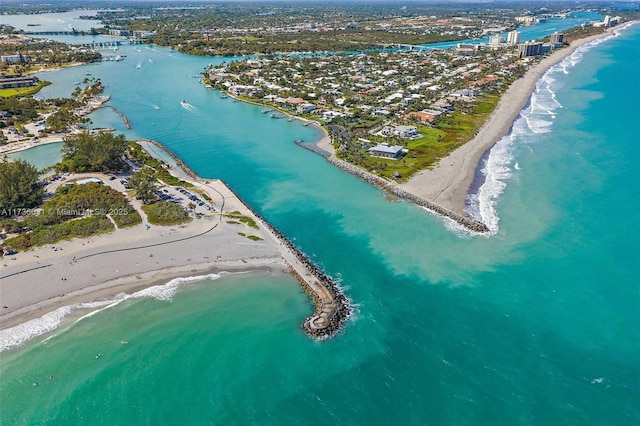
[130, 273, 221, 301]
[465, 131, 515, 234]
[180, 101, 199, 112]
[465, 26, 632, 235]
[0, 306, 71, 352]
[0, 274, 221, 352]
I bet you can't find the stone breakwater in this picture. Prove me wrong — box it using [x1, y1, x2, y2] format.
[294, 139, 330, 158]
[138, 139, 200, 181]
[327, 156, 490, 234]
[138, 138, 352, 339]
[225, 187, 352, 340]
[108, 106, 131, 129]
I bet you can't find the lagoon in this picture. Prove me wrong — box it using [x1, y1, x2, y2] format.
[6, 142, 63, 171]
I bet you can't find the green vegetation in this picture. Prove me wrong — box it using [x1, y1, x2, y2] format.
[57, 132, 129, 173]
[5, 215, 113, 251]
[342, 95, 499, 181]
[237, 232, 263, 241]
[156, 169, 193, 187]
[91, 3, 535, 56]
[141, 201, 191, 226]
[127, 142, 194, 188]
[129, 167, 158, 204]
[0, 95, 42, 126]
[0, 31, 102, 73]
[45, 107, 88, 132]
[0, 159, 44, 217]
[30, 183, 140, 228]
[225, 211, 258, 230]
[3, 182, 140, 251]
[0, 81, 51, 98]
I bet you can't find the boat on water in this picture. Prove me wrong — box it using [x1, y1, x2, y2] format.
[287, 118, 293, 122]
[270, 113, 281, 119]
[261, 109, 271, 114]
[220, 93, 228, 99]
[303, 123, 309, 127]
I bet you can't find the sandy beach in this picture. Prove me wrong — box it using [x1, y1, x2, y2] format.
[0, 135, 65, 156]
[0, 178, 287, 331]
[400, 26, 623, 215]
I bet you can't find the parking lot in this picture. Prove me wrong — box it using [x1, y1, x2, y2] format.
[155, 186, 215, 216]
[38, 173, 216, 218]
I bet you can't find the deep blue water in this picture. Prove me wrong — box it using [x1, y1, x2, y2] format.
[0, 17, 638, 426]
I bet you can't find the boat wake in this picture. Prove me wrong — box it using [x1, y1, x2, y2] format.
[180, 100, 199, 112]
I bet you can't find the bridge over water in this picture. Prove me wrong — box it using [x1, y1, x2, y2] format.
[24, 31, 77, 36]
[391, 44, 433, 52]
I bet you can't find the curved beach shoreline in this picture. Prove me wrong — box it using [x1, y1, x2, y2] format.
[0, 141, 350, 344]
[400, 25, 625, 215]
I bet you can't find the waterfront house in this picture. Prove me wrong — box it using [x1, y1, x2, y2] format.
[405, 109, 442, 124]
[394, 125, 419, 139]
[297, 103, 317, 114]
[369, 143, 405, 159]
[0, 75, 36, 89]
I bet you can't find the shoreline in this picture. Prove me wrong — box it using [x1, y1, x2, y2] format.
[203, 81, 335, 156]
[202, 27, 626, 231]
[0, 135, 65, 155]
[400, 24, 627, 215]
[0, 139, 350, 345]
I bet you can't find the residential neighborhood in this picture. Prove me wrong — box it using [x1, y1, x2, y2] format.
[205, 29, 560, 178]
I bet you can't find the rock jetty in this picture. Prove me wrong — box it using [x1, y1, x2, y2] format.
[225, 187, 352, 339]
[138, 139, 352, 339]
[327, 156, 489, 234]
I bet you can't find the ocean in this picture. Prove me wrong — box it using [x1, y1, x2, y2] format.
[1, 20, 639, 425]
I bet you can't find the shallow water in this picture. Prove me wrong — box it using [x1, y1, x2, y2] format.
[1, 19, 638, 425]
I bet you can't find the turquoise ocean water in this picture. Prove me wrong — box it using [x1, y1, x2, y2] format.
[1, 19, 639, 425]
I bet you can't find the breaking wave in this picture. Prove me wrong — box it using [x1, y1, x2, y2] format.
[465, 31, 619, 234]
[0, 273, 220, 352]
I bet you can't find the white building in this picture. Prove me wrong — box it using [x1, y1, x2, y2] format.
[507, 31, 521, 45]
[488, 35, 504, 48]
[1, 54, 28, 64]
[394, 125, 419, 139]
